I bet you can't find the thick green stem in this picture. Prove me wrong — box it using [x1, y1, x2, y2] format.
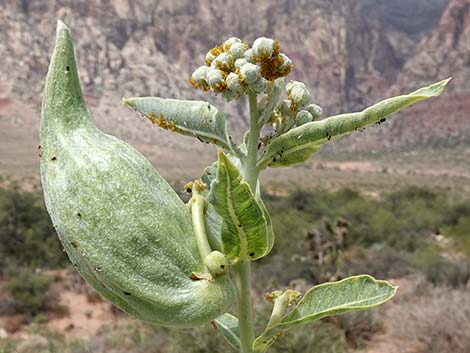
[190, 186, 212, 259]
[235, 261, 255, 353]
[244, 91, 261, 189]
[235, 90, 261, 353]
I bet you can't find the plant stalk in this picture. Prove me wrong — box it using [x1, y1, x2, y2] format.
[236, 90, 261, 353]
[190, 187, 212, 259]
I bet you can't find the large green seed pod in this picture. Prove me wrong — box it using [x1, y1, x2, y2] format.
[40, 21, 235, 327]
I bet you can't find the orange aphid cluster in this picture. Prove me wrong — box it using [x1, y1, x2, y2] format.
[147, 112, 178, 132]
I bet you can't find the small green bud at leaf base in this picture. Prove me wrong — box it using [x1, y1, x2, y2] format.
[41, 21, 235, 327]
[204, 251, 230, 278]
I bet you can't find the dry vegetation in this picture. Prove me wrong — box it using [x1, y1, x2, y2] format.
[0, 182, 469, 353]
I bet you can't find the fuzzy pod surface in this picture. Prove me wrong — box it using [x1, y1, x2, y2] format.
[40, 21, 235, 327]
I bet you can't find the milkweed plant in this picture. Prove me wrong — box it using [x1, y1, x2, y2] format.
[40, 21, 449, 353]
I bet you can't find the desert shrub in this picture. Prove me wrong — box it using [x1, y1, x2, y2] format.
[334, 308, 382, 348]
[0, 187, 67, 272]
[260, 186, 469, 288]
[408, 245, 470, 287]
[389, 283, 470, 353]
[269, 321, 348, 353]
[2, 266, 52, 318]
[338, 245, 411, 279]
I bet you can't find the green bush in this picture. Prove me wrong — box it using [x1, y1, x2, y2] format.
[3, 266, 52, 317]
[0, 187, 67, 272]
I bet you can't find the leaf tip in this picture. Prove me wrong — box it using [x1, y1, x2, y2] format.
[427, 77, 452, 97]
[121, 97, 134, 109]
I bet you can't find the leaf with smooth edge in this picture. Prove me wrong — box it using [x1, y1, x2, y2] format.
[253, 275, 397, 353]
[214, 313, 240, 351]
[122, 97, 230, 149]
[257, 78, 451, 169]
[208, 152, 270, 261]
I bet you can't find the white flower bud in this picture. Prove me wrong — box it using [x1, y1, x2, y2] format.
[211, 52, 233, 72]
[205, 51, 217, 66]
[286, 81, 311, 107]
[276, 53, 293, 73]
[206, 68, 226, 92]
[305, 103, 322, 120]
[244, 48, 255, 63]
[226, 72, 245, 95]
[295, 110, 313, 126]
[190, 66, 210, 90]
[239, 63, 260, 85]
[228, 42, 246, 60]
[234, 58, 248, 69]
[252, 37, 276, 59]
[223, 37, 241, 51]
[250, 77, 268, 94]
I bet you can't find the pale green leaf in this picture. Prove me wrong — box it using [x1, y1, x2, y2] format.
[257, 78, 451, 169]
[253, 275, 397, 353]
[257, 195, 275, 256]
[122, 97, 230, 149]
[208, 152, 271, 261]
[214, 313, 240, 351]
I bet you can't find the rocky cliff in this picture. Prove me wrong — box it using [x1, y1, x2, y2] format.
[0, 0, 468, 172]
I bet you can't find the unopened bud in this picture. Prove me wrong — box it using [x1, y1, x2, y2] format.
[276, 53, 293, 74]
[205, 47, 222, 66]
[295, 110, 313, 125]
[244, 48, 255, 63]
[206, 68, 226, 92]
[204, 251, 230, 279]
[252, 37, 276, 59]
[305, 103, 322, 120]
[239, 63, 260, 85]
[190, 66, 209, 90]
[211, 52, 233, 72]
[234, 58, 248, 69]
[286, 81, 311, 107]
[278, 99, 292, 116]
[226, 72, 244, 96]
[228, 42, 247, 60]
[250, 77, 268, 94]
[223, 37, 241, 51]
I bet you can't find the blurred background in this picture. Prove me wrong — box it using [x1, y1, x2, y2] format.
[0, 0, 469, 352]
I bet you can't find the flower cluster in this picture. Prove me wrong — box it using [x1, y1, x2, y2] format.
[190, 37, 293, 101]
[265, 81, 322, 138]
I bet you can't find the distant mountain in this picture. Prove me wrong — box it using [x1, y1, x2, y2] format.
[0, 0, 468, 168]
